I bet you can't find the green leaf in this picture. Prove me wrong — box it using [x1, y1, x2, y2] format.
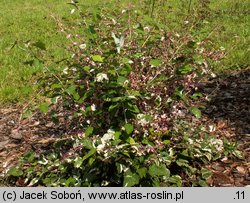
[83, 66, 91, 72]
[81, 138, 94, 149]
[233, 150, 243, 159]
[74, 148, 96, 168]
[148, 164, 170, 177]
[191, 92, 203, 100]
[114, 131, 121, 140]
[51, 96, 59, 104]
[108, 103, 119, 112]
[169, 175, 182, 186]
[122, 57, 133, 64]
[23, 151, 36, 162]
[190, 107, 201, 118]
[194, 56, 204, 65]
[124, 123, 134, 134]
[152, 180, 160, 187]
[65, 177, 77, 187]
[21, 109, 32, 119]
[85, 126, 94, 137]
[123, 170, 140, 187]
[174, 87, 188, 103]
[198, 179, 208, 186]
[137, 167, 147, 178]
[204, 152, 212, 161]
[39, 103, 49, 113]
[66, 85, 77, 96]
[176, 64, 193, 75]
[127, 90, 141, 97]
[127, 102, 140, 113]
[127, 137, 135, 144]
[7, 167, 23, 177]
[116, 163, 128, 173]
[117, 76, 127, 86]
[82, 148, 96, 162]
[176, 159, 190, 167]
[150, 59, 161, 67]
[74, 157, 83, 168]
[29, 177, 40, 186]
[200, 168, 212, 179]
[88, 157, 95, 166]
[51, 83, 62, 89]
[163, 140, 171, 145]
[73, 93, 80, 101]
[92, 55, 104, 62]
[111, 97, 124, 102]
[37, 156, 48, 165]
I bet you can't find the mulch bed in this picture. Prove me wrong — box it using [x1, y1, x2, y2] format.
[201, 69, 250, 186]
[0, 69, 249, 186]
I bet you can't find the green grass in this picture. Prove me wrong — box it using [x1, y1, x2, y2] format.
[0, 0, 249, 105]
[202, 0, 250, 71]
[150, 0, 250, 71]
[0, 0, 73, 105]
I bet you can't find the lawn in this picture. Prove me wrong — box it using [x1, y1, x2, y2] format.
[1, 0, 249, 187]
[0, 0, 249, 105]
[0, 0, 72, 104]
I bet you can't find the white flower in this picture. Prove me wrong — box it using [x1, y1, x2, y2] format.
[209, 125, 216, 132]
[79, 44, 86, 49]
[210, 138, 224, 152]
[70, 9, 75, 14]
[122, 9, 126, 13]
[123, 80, 129, 86]
[188, 138, 194, 144]
[101, 129, 115, 144]
[97, 129, 115, 153]
[137, 114, 149, 125]
[199, 48, 204, 54]
[91, 104, 96, 111]
[127, 95, 136, 99]
[156, 95, 162, 102]
[220, 46, 225, 51]
[144, 27, 150, 32]
[97, 144, 105, 152]
[112, 19, 117, 25]
[63, 67, 69, 74]
[95, 73, 109, 82]
[161, 114, 167, 119]
[51, 96, 60, 104]
[210, 72, 216, 78]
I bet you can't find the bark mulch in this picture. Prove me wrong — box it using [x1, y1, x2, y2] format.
[0, 69, 249, 186]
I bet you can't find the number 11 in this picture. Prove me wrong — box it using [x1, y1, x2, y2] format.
[236, 191, 245, 200]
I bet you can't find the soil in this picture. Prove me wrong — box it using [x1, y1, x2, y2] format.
[0, 69, 249, 186]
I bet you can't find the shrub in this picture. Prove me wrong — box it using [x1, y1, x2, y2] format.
[5, 1, 241, 187]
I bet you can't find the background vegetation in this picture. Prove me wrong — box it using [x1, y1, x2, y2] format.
[1, 0, 249, 186]
[0, 0, 249, 105]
